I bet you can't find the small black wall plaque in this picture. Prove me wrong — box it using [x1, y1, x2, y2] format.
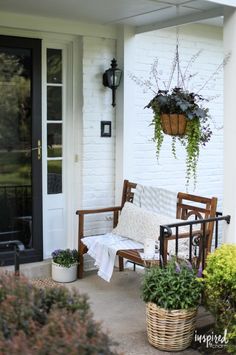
[101, 121, 111, 137]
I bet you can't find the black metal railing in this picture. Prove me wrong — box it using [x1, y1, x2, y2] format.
[0, 240, 25, 275]
[159, 214, 231, 269]
[0, 185, 31, 212]
[0, 185, 32, 239]
[215, 211, 223, 249]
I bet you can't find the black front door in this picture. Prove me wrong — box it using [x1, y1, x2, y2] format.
[0, 35, 42, 265]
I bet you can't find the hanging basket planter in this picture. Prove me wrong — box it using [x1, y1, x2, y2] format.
[145, 87, 212, 187]
[161, 113, 187, 136]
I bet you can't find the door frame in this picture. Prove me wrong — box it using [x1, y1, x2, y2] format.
[0, 35, 43, 265]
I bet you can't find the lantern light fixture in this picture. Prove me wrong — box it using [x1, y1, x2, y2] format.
[103, 58, 122, 107]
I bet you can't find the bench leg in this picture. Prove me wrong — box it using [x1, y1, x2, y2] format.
[119, 256, 124, 271]
[78, 254, 84, 279]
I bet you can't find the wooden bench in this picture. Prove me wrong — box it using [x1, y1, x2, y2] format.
[76, 180, 217, 278]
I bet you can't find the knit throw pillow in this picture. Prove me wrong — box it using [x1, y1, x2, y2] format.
[113, 202, 181, 243]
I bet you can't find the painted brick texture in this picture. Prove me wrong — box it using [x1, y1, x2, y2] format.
[131, 25, 224, 209]
[80, 24, 224, 241]
[82, 37, 116, 235]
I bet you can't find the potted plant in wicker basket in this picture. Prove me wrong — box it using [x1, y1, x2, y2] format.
[141, 259, 203, 351]
[51, 249, 79, 283]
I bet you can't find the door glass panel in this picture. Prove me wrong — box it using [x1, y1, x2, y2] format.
[47, 48, 63, 196]
[47, 123, 62, 157]
[0, 47, 32, 249]
[47, 49, 62, 84]
[47, 160, 62, 194]
[47, 86, 62, 121]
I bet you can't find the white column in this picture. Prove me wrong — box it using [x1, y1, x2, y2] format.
[115, 26, 136, 203]
[223, 7, 236, 243]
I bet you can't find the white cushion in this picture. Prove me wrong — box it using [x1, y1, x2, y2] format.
[113, 202, 181, 243]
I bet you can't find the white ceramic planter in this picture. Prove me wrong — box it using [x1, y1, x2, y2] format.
[51, 261, 78, 283]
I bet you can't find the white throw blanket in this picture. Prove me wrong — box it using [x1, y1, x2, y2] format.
[82, 233, 190, 283]
[133, 184, 177, 218]
[82, 233, 143, 282]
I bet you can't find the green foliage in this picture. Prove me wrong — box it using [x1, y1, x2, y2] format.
[147, 87, 209, 120]
[141, 259, 203, 310]
[147, 87, 212, 188]
[51, 249, 79, 268]
[0, 52, 31, 187]
[48, 160, 62, 174]
[0, 52, 31, 151]
[152, 111, 164, 158]
[203, 244, 236, 353]
[0, 272, 118, 354]
[185, 119, 200, 186]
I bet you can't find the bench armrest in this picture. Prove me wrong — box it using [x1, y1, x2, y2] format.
[77, 206, 122, 246]
[76, 206, 122, 215]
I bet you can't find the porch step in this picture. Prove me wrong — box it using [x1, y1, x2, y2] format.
[0, 259, 51, 279]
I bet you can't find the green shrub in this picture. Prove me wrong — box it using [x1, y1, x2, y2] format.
[203, 244, 236, 353]
[0, 272, 118, 354]
[141, 259, 203, 310]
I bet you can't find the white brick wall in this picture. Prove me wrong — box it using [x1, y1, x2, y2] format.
[82, 37, 116, 235]
[77, 25, 225, 269]
[79, 25, 224, 241]
[130, 24, 224, 210]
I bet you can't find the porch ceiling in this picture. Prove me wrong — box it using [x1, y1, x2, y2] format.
[0, 0, 230, 33]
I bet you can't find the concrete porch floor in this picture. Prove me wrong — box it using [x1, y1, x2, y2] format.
[65, 269, 207, 355]
[1, 262, 212, 354]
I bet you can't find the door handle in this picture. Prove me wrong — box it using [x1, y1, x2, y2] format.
[32, 140, 41, 160]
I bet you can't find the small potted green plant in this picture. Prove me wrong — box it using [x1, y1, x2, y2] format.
[141, 258, 203, 351]
[51, 248, 79, 283]
[146, 87, 212, 187]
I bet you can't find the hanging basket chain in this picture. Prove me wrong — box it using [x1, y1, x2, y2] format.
[168, 5, 185, 90]
[129, 4, 229, 188]
[176, 8, 180, 88]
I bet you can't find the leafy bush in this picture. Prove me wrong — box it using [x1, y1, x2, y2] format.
[0, 272, 118, 354]
[203, 244, 236, 353]
[51, 248, 79, 267]
[141, 259, 203, 310]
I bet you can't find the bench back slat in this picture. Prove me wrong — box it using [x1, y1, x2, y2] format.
[121, 180, 137, 208]
[176, 192, 217, 253]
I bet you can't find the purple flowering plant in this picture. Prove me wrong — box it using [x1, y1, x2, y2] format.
[51, 249, 79, 268]
[141, 257, 203, 310]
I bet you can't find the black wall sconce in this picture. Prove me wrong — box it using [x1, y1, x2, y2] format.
[103, 58, 122, 107]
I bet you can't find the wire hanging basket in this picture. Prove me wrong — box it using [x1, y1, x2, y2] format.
[161, 113, 187, 136]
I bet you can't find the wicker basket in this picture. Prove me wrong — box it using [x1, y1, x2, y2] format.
[161, 113, 187, 136]
[146, 302, 197, 351]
